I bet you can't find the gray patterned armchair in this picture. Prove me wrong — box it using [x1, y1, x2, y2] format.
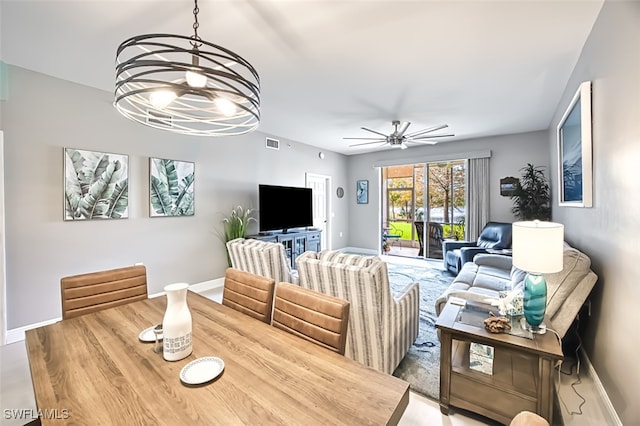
[226, 238, 299, 284]
[296, 250, 419, 374]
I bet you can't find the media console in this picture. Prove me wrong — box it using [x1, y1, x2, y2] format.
[249, 229, 321, 270]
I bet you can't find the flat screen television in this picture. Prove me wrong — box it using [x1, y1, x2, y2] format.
[259, 184, 313, 233]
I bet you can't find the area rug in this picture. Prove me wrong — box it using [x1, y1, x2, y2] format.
[387, 259, 455, 401]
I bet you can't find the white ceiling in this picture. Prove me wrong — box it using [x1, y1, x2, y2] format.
[0, 0, 603, 154]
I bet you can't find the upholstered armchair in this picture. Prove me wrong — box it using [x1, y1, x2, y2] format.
[226, 238, 299, 284]
[295, 250, 420, 374]
[443, 221, 512, 274]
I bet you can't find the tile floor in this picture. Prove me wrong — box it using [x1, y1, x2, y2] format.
[1, 257, 614, 426]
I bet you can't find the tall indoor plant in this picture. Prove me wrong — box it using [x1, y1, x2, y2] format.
[221, 205, 255, 266]
[511, 163, 551, 220]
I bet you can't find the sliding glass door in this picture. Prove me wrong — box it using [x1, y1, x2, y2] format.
[382, 160, 466, 259]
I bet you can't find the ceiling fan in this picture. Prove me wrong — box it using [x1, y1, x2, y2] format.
[344, 120, 454, 150]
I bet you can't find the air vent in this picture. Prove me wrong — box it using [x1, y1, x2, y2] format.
[146, 110, 173, 127]
[266, 137, 280, 150]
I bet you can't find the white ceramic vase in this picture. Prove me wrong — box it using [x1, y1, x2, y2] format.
[162, 282, 193, 361]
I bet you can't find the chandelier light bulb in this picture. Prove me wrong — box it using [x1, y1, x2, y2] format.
[149, 89, 178, 109]
[186, 70, 207, 88]
[214, 97, 237, 117]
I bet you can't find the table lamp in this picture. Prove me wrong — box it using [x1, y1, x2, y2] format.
[512, 221, 564, 334]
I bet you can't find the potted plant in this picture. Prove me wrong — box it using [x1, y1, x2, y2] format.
[511, 163, 551, 221]
[222, 205, 255, 266]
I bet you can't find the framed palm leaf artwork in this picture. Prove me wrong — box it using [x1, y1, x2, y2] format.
[150, 158, 195, 217]
[64, 148, 129, 220]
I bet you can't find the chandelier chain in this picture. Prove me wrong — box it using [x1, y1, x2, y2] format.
[191, 0, 202, 48]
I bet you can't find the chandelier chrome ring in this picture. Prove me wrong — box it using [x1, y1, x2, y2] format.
[115, 33, 260, 136]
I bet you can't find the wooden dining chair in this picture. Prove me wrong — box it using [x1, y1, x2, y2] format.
[61, 264, 148, 320]
[222, 268, 276, 324]
[272, 282, 350, 355]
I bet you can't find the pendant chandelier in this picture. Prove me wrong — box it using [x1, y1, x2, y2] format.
[114, 0, 260, 136]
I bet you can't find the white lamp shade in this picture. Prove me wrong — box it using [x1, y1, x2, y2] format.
[512, 221, 564, 274]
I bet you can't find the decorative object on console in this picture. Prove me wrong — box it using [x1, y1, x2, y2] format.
[150, 158, 194, 217]
[557, 81, 592, 208]
[483, 313, 512, 334]
[356, 180, 368, 204]
[162, 283, 193, 361]
[512, 221, 564, 334]
[64, 148, 129, 220]
[511, 163, 551, 220]
[114, 0, 260, 136]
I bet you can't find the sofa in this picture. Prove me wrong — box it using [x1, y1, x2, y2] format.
[226, 238, 299, 284]
[436, 242, 598, 338]
[295, 250, 420, 374]
[443, 221, 512, 274]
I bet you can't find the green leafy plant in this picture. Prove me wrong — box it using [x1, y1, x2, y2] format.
[150, 159, 195, 216]
[511, 163, 551, 220]
[64, 149, 129, 220]
[222, 205, 256, 265]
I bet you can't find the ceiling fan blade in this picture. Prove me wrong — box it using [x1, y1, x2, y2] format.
[396, 121, 410, 138]
[343, 137, 386, 140]
[406, 124, 449, 138]
[360, 127, 390, 138]
[349, 140, 388, 148]
[407, 140, 439, 145]
[411, 133, 455, 140]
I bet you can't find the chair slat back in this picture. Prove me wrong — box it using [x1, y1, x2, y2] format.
[61, 265, 148, 320]
[222, 268, 276, 324]
[272, 282, 350, 355]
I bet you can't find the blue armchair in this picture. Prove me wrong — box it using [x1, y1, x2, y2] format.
[443, 221, 512, 274]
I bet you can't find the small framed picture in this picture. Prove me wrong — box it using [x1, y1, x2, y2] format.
[356, 180, 368, 204]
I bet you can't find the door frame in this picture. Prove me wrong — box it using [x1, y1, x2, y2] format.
[305, 173, 332, 250]
[1, 131, 6, 345]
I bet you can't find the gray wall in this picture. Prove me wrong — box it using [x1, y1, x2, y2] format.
[346, 131, 550, 250]
[549, 2, 639, 424]
[1, 66, 349, 329]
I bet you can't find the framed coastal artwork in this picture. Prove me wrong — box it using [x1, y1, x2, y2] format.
[557, 81, 592, 207]
[356, 180, 368, 204]
[149, 158, 195, 217]
[64, 148, 129, 220]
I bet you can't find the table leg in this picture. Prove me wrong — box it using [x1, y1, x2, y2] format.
[538, 356, 555, 423]
[439, 330, 452, 415]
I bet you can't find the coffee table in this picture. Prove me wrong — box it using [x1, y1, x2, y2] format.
[436, 298, 563, 424]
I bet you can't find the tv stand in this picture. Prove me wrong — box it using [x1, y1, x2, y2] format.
[249, 229, 321, 270]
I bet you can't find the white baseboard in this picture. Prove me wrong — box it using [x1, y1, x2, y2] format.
[340, 246, 378, 255]
[580, 347, 623, 426]
[5, 277, 225, 345]
[6, 317, 61, 345]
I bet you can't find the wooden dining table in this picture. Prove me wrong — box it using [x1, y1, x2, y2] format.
[25, 291, 410, 425]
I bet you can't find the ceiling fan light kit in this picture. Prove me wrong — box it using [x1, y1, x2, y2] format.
[344, 120, 454, 150]
[114, 0, 260, 136]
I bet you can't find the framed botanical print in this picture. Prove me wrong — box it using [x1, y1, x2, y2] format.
[150, 158, 195, 217]
[64, 148, 129, 220]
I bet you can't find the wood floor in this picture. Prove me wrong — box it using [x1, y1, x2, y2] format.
[1, 265, 614, 426]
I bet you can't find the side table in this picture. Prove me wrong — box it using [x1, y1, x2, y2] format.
[436, 299, 563, 424]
